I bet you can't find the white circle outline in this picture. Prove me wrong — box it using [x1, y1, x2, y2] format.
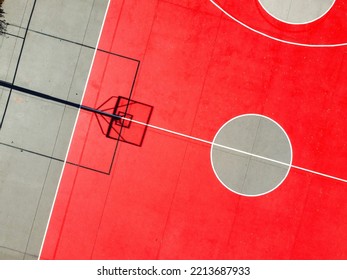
[257, 0, 336, 25]
[210, 114, 293, 197]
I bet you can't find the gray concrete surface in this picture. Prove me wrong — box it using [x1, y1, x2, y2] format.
[258, 0, 335, 24]
[211, 115, 292, 196]
[0, 0, 108, 259]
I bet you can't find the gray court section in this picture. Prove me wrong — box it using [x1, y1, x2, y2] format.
[211, 115, 292, 196]
[258, 0, 335, 24]
[0, 0, 108, 259]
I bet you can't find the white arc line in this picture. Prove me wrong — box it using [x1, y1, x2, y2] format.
[123, 117, 347, 184]
[210, 0, 347, 48]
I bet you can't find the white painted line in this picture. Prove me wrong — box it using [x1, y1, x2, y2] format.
[289, 164, 347, 183]
[123, 116, 347, 184]
[210, 0, 347, 48]
[257, 0, 336, 25]
[38, 0, 112, 259]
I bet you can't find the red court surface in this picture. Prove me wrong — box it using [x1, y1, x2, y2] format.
[40, 0, 347, 259]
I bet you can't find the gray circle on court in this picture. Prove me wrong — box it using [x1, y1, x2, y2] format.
[211, 114, 292, 196]
[258, 0, 335, 24]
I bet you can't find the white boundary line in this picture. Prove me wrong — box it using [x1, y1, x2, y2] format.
[210, 0, 347, 48]
[38, 0, 111, 259]
[123, 116, 347, 184]
[210, 114, 293, 197]
[257, 0, 336, 26]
